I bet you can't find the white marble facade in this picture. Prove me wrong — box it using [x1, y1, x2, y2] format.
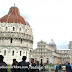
[33, 40, 72, 64]
[0, 22, 33, 64]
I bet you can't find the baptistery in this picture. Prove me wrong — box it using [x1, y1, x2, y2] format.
[0, 6, 33, 64]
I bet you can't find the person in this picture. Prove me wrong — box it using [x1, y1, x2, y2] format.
[29, 58, 36, 72]
[11, 59, 18, 72]
[66, 63, 71, 72]
[48, 63, 54, 72]
[31, 58, 36, 67]
[0, 55, 7, 72]
[46, 63, 49, 71]
[62, 64, 66, 72]
[36, 61, 40, 72]
[70, 63, 72, 72]
[55, 64, 59, 72]
[18, 56, 29, 72]
[43, 64, 46, 71]
[59, 64, 62, 72]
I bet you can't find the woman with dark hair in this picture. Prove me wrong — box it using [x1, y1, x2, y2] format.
[11, 59, 18, 72]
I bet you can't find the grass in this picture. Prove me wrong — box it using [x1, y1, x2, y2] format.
[7, 65, 11, 72]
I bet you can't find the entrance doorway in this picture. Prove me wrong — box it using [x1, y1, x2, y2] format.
[47, 60, 49, 64]
[41, 59, 43, 65]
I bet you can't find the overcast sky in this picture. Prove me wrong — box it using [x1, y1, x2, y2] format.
[0, 0, 72, 49]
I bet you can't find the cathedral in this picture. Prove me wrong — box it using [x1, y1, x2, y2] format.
[33, 40, 71, 64]
[0, 6, 72, 65]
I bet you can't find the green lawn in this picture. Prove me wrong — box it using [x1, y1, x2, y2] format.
[7, 65, 11, 72]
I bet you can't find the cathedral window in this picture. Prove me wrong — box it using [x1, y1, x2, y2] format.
[30, 50, 31, 52]
[21, 39, 22, 44]
[4, 50, 6, 55]
[20, 51, 21, 56]
[19, 28, 21, 31]
[12, 51, 14, 56]
[11, 38, 12, 43]
[26, 51, 27, 56]
[13, 27, 15, 31]
[47, 60, 49, 64]
[26, 29, 27, 32]
[6, 27, 8, 30]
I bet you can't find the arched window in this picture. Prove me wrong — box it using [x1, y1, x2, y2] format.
[19, 28, 21, 31]
[47, 58, 49, 64]
[11, 38, 12, 43]
[20, 51, 21, 56]
[12, 51, 14, 56]
[26, 51, 27, 56]
[4, 50, 6, 55]
[41, 59, 43, 65]
[26, 29, 27, 32]
[47, 60, 49, 64]
[30, 50, 31, 52]
[13, 27, 15, 31]
[21, 39, 22, 44]
[6, 27, 8, 30]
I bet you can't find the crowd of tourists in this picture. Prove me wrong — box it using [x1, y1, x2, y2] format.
[0, 55, 72, 72]
[0, 55, 42, 72]
[55, 62, 72, 72]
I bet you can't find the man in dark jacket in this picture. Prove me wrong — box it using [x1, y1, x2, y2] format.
[31, 58, 36, 67]
[66, 63, 71, 72]
[0, 55, 7, 72]
[18, 56, 29, 72]
[59, 64, 62, 72]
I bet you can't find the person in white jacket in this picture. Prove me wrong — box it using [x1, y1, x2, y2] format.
[62, 64, 66, 72]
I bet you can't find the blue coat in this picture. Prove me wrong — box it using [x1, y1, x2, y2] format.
[56, 65, 59, 70]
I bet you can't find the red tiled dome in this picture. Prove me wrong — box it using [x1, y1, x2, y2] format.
[0, 7, 26, 25]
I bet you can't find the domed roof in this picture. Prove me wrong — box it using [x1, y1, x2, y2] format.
[0, 6, 26, 25]
[49, 39, 56, 45]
